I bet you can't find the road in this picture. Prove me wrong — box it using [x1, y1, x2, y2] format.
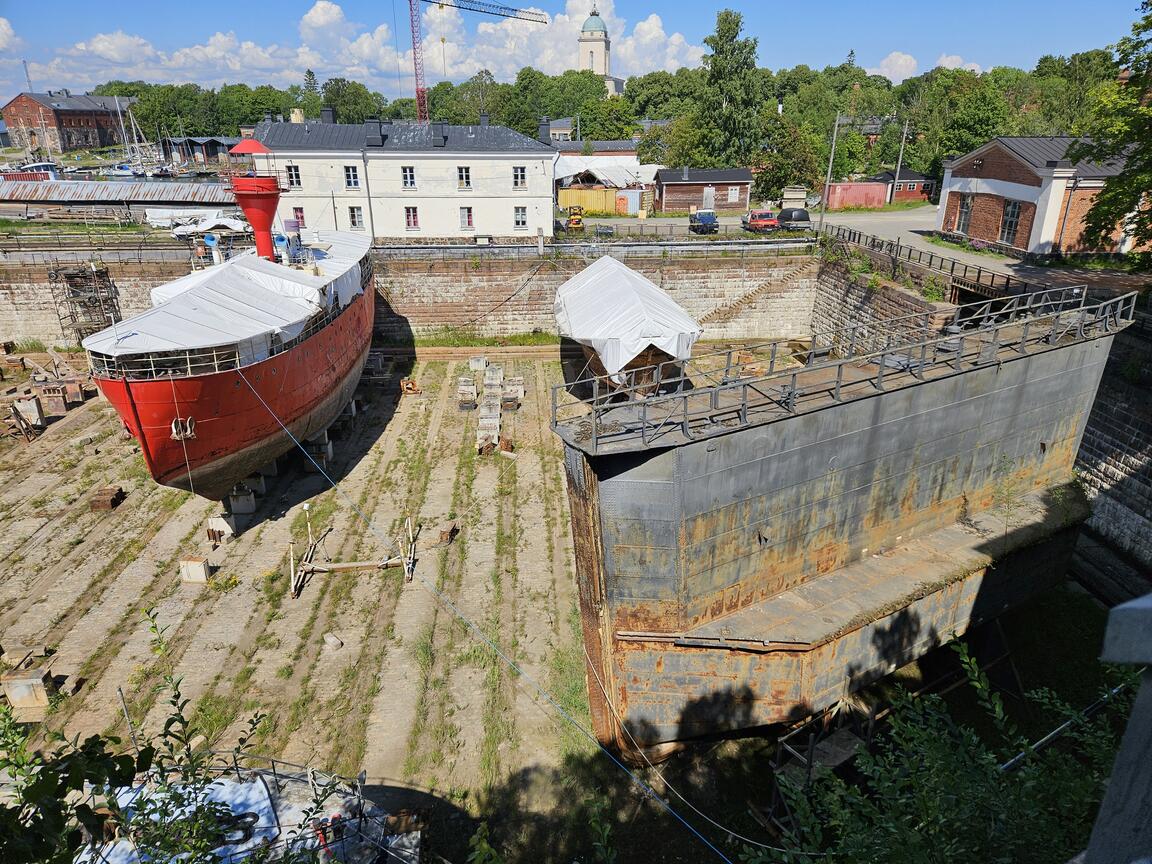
[587, 205, 1150, 296]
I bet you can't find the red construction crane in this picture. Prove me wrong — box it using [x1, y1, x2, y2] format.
[409, 0, 548, 122]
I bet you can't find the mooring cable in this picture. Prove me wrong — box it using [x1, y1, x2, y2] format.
[236, 367, 737, 864]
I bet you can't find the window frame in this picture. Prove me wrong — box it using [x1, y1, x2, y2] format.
[457, 165, 472, 190]
[404, 206, 419, 230]
[291, 206, 306, 228]
[286, 165, 301, 188]
[955, 194, 973, 235]
[401, 165, 416, 189]
[344, 165, 360, 189]
[348, 206, 364, 230]
[513, 166, 527, 189]
[514, 205, 528, 229]
[999, 199, 1022, 246]
[459, 206, 474, 230]
[727, 185, 740, 203]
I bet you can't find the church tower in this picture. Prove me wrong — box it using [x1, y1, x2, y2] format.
[578, 7, 624, 95]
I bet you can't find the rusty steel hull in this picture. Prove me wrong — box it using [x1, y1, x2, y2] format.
[564, 334, 1115, 752]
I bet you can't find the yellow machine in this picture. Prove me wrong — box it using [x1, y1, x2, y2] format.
[566, 205, 585, 232]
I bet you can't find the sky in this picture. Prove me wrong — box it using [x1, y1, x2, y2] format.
[0, 0, 1140, 102]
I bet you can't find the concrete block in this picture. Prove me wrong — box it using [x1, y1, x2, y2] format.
[207, 514, 242, 541]
[179, 557, 211, 584]
[244, 474, 267, 496]
[484, 365, 504, 386]
[307, 429, 330, 446]
[469, 356, 488, 371]
[304, 454, 330, 473]
[1102, 594, 1152, 664]
[14, 396, 45, 428]
[228, 489, 257, 515]
[257, 459, 280, 478]
[342, 399, 358, 417]
[1, 664, 54, 712]
[307, 439, 335, 461]
[323, 632, 344, 649]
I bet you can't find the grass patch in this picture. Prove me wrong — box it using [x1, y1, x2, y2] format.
[13, 338, 47, 353]
[549, 602, 594, 757]
[926, 234, 1013, 260]
[407, 329, 560, 348]
[832, 200, 933, 213]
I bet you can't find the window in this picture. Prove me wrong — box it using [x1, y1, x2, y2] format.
[999, 199, 1022, 246]
[402, 166, 416, 188]
[457, 166, 471, 189]
[344, 165, 359, 189]
[955, 194, 973, 235]
[513, 166, 527, 188]
[514, 206, 527, 229]
[460, 206, 474, 230]
[292, 206, 305, 228]
[922, 182, 933, 194]
[894, 183, 904, 191]
[286, 165, 301, 187]
[727, 185, 740, 203]
[405, 206, 419, 229]
[348, 206, 364, 229]
[907, 182, 917, 191]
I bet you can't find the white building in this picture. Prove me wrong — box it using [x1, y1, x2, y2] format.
[578, 8, 625, 97]
[248, 117, 558, 241]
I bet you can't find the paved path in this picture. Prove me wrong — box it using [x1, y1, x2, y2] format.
[824, 208, 1152, 296]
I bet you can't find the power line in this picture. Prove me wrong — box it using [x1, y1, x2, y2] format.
[235, 367, 737, 864]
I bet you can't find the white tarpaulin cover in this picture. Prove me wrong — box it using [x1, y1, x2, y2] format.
[554, 255, 702, 375]
[171, 217, 251, 237]
[82, 230, 371, 359]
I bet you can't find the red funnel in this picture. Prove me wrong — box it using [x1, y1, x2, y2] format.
[231, 175, 281, 260]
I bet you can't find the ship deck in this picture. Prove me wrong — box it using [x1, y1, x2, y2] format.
[552, 289, 1137, 456]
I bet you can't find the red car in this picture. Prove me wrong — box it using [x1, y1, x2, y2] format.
[742, 209, 779, 233]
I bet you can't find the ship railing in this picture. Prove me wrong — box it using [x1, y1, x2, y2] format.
[551, 289, 1137, 454]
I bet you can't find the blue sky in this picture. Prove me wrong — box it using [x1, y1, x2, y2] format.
[0, 0, 1139, 101]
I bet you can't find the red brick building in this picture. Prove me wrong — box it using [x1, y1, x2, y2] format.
[868, 168, 933, 202]
[935, 137, 1136, 254]
[654, 168, 752, 212]
[1, 91, 136, 154]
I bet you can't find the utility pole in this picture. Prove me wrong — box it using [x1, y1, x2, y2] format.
[889, 117, 909, 205]
[22, 59, 33, 93]
[817, 111, 841, 233]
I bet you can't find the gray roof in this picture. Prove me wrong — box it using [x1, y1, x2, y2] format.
[254, 119, 554, 153]
[869, 168, 929, 183]
[555, 139, 638, 152]
[0, 179, 235, 205]
[656, 168, 753, 184]
[960, 137, 1125, 180]
[162, 136, 242, 146]
[13, 92, 138, 113]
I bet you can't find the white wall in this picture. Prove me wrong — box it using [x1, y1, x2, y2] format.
[254, 150, 555, 240]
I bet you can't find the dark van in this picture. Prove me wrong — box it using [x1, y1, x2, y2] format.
[777, 208, 813, 231]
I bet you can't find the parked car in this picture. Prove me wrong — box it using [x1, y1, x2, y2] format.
[777, 208, 813, 231]
[689, 209, 719, 235]
[741, 209, 778, 233]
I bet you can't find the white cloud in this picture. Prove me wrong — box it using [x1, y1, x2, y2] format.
[866, 51, 918, 83]
[0, 0, 704, 99]
[299, 1, 358, 50]
[936, 53, 982, 74]
[70, 31, 156, 64]
[0, 17, 21, 54]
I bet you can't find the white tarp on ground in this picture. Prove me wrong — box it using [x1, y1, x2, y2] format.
[554, 255, 702, 375]
[82, 231, 371, 359]
[171, 217, 250, 237]
[555, 155, 663, 188]
[144, 207, 230, 228]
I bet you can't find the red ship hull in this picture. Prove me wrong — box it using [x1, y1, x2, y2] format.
[94, 287, 375, 500]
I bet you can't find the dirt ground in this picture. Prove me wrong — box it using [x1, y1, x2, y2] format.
[0, 356, 607, 853]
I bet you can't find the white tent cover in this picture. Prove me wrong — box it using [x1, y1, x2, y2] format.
[82, 231, 371, 360]
[554, 255, 702, 375]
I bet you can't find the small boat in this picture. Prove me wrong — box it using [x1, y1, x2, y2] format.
[82, 176, 375, 499]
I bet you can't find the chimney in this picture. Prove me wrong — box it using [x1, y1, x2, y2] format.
[275, 113, 284, 124]
[264, 111, 273, 123]
[431, 121, 446, 146]
[538, 116, 550, 144]
[681, 166, 689, 181]
[364, 118, 383, 147]
[290, 107, 304, 124]
[320, 106, 335, 124]
[479, 113, 489, 127]
[231, 176, 282, 262]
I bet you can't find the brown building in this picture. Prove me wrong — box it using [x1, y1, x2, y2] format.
[868, 168, 933, 202]
[654, 167, 752, 212]
[935, 136, 1138, 255]
[1, 91, 137, 154]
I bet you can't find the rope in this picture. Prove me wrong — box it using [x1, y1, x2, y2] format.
[168, 372, 196, 498]
[234, 367, 736, 864]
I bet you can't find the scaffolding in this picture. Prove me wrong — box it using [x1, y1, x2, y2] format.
[49, 261, 122, 344]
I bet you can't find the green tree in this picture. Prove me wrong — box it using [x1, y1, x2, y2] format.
[701, 10, 762, 166]
[300, 69, 323, 119]
[320, 77, 387, 124]
[1068, 1, 1152, 250]
[752, 114, 823, 199]
[546, 69, 608, 120]
[578, 96, 640, 140]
